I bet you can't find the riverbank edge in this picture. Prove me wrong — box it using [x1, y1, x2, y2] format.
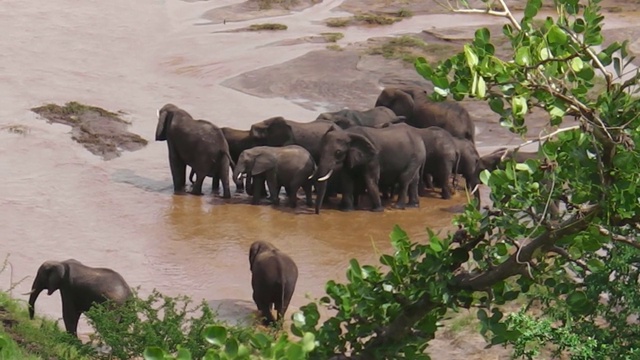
[0, 291, 91, 360]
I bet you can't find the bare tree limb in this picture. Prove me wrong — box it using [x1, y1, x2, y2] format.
[599, 226, 640, 250]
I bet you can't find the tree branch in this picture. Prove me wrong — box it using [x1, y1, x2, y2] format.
[599, 226, 640, 250]
[454, 204, 599, 291]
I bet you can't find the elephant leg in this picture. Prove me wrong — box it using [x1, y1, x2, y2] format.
[62, 301, 81, 337]
[365, 169, 383, 212]
[394, 168, 419, 209]
[303, 182, 313, 207]
[251, 176, 263, 205]
[252, 293, 275, 326]
[211, 175, 220, 195]
[436, 162, 453, 199]
[168, 150, 187, 194]
[338, 173, 355, 211]
[407, 172, 420, 207]
[190, 172, 205, 196]
[220, 156, 231, 199]
[286, 185, 300, 208]
[266, 173, 280, 206]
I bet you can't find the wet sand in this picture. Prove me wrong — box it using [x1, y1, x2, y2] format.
[1, 0, 639, 358]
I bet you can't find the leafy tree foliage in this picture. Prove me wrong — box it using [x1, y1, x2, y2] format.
[130, 0, 639, 358]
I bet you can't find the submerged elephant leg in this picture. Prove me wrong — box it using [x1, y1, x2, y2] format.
[435, 162, 453, 199]
[190, 172, 205, 196]
[407, 172, 420, 207]
[364, 170, 383, 212]
[303, 182, 313, 207]
[211, 175, 220, 195]
[251, 176, 264, 205]
[287, 185, 301, 208]
[219, 157, 231, 199]
[338, 173, 355, 211]
[266, 173, 280, 206]
[168, 150, 187, 193]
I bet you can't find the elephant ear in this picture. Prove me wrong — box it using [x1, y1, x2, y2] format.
[155, 104, 178, 141]
[347, 133, 377, 168]
[250, 153, 276, 176]
[333, 116, 353, 130]
[46, 262, 66, 295]
[265, 117, 295, 146]
[390, 90, 415, 118]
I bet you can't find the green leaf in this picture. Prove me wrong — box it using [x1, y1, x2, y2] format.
[476, 76, 486, 98]
[176, 348, 192, 360]
[475, 28, 490, 44]
[479, 169, 491, 185]
[285, 343, 304, 359]
[570, 57, 584, 71]
[464, 44, 479, 68]
[301, 332, 316, 352]
[204, 325, 227, 347]
[225, 337, 239, 357]
[143, 347, 166, 360]
[546, 25, 568, 45]
[430, 238, 443, 253]
[512, 96, 528, 116]
[515, 47, 532, 66]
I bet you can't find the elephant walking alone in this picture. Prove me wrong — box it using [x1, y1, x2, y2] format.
[249, 241, 298, 326]
[155, 103, 233, 197]
[26, 259, 132, 337]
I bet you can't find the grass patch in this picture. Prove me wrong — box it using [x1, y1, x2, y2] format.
[0, 124, 30, 136]
[326, 44, 343, 51]
[326, 17, 351, 27]
[0, 292, 91, 359]
[321, 32, 344, 43]
[367, 35, 459, 64]
[248, 23, 288, 31]
[396, 8, 413, 18]
[354, 13, 399, 25]
[32, 101, 119, 120]
[256, 0, 298, 10]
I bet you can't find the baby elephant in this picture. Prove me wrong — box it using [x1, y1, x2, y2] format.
[249, 241, 298, 326]
[233, 145, 316, 208]
[25, 259, 132, 337]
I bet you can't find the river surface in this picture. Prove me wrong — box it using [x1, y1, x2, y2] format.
[0, 0, 635, 338]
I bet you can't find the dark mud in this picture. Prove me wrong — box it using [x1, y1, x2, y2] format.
[31, 102, 148, 161]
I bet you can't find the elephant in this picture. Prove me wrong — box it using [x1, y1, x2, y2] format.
[315, 106, 405, 129]
[452, 137, 481, 194]
[314, 125, 426, 213]
[26, 259, 132, 337]
[249, 241, 298, 326]
[374, 86, 476, 143]
[155, 104, 233, 197]
[479, 147, 540, 172]
[233, 145, 316, 208]
[249, 116, 338, 163]
[189, 127, 260, 194]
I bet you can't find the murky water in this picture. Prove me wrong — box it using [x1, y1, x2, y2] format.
[0, 0, 635, 338]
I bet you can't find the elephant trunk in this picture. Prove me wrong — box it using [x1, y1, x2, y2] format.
[315, 180, 328, 215]
[27, 278, 45, 319]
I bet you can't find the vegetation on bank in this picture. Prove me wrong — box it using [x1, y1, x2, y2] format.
[325, 10, 411, 28]
[4, 0, 640, 359]
[248, 23, 288, 31]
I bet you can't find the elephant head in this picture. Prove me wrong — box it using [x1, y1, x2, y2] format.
[314, 128, 378, 213]
[233, 148, 277, 182]
[27, 260, 74, 319]
[249, 117, 295, 147]
[155, 103, 182, 141]
[374, 88, 416, 119]
[249, 240, 277, 271]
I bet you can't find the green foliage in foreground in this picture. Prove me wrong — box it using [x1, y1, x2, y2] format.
[0, 292, 91, 360]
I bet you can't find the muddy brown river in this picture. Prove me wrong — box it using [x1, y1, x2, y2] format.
[0, 0, 636, 343]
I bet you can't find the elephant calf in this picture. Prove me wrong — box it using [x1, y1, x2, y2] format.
[26, 259, 132, 337]
[233, 145, 316, 208]
[249, 241, 298, 326]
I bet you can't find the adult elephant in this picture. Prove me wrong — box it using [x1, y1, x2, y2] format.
[25, 259, 132, 337]
[155, 104, 233, 197]
[249, 241, 298, 326]
[315, 106, 405, 129]
[314, 125, 426, 213]
[249, 116, 337, 162]
[190, 127, 259, 194]
[374, 86, 475, 143]
[233, 145, 316, 208]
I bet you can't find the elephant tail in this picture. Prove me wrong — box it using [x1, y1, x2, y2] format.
[225, 151, 236, 171]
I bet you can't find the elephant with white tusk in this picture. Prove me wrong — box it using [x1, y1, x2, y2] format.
[26, 259, 132, 337]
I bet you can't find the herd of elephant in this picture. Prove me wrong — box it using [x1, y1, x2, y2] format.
[154, 86, 537, 213]
[24, 86, 540, 338]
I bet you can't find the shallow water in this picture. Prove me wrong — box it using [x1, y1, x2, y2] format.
[0, 0, 633, 338]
